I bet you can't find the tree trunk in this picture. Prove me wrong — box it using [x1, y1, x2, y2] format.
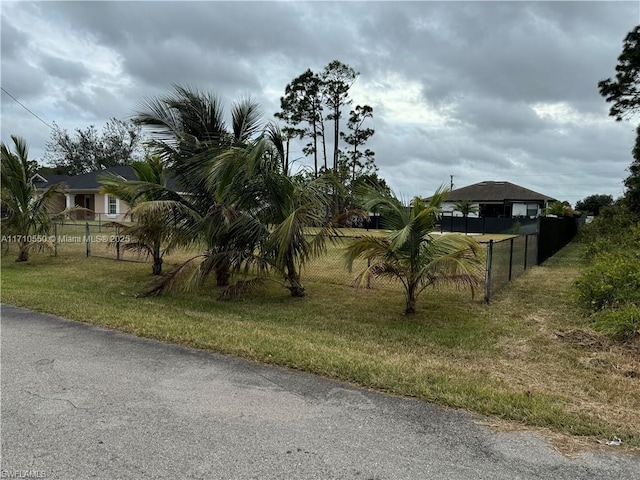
[152, 243, 163, 275]
[333, 107, 339, 172]
[321, 123, 327, 171]
[288, 281, 305, 297]
[16, 244, 29, 262]
[312, 118, 318, 178]
[215, 264, 231, 286]
[405, 281, 417, 314]
[152, 256, 163, 276]
[286, 255, 305, 297]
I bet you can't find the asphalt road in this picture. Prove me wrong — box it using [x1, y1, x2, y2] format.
[1, 304, 638, 479]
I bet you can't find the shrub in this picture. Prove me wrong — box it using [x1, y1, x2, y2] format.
[577, 204, 638, 258]
[575, 251, 640, 311]
[593, 305, 640, 341]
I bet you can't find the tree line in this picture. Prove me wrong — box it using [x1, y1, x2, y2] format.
[43, 61, 385, 211]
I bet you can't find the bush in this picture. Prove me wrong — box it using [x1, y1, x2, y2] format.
[575, 202, 640, 341]
[593, 305, 640, 341]
[575, 251, 640, 311]
[577, 204, 639, 257]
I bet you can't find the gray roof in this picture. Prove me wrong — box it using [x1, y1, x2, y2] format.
[34, 166, 180, 191]
[34, 166, 137, 190]
[32, 173, 69, 187]
[444, 181, 557, 203]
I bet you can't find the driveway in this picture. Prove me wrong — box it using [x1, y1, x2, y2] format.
[1, 304, 638, 479]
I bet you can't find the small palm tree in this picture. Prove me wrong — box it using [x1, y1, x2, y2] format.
[453, 199, 479, 234]
[345, 187, 485, 314]
[1, 136, 64, 262]
[99, 156, 187, 275]
[544, 201, 576, 217]
[212, 138, 337, 297]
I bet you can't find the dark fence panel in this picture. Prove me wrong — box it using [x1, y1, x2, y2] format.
[483, 217, 583, 301]
[537, 217, 581, 264]
[440, 215, 538, 235]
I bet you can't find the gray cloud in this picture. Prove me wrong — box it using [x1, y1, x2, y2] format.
[39, 54, 89, 82]
[1, 16, 28, 59]
[1, 1, 638, 205]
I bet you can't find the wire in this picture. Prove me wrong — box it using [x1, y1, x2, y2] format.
[1, 86, 53, 130]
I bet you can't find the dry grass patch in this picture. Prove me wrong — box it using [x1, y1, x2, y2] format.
[479, 246, 640, 450]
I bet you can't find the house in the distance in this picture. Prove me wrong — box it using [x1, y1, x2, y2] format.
[441, 181, 557, 218]
[33, 165, 138, 222]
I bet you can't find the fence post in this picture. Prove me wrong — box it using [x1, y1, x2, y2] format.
[484, 240, 493, 303]
[524, 234, 529, 270]
[508, 237, 514, 281]
[53, 221, 58, 257]
[116, 225, 121, 261]
[85, 222, 91, 257]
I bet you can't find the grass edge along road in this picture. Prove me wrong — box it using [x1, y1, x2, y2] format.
[1, 239, 639, 452]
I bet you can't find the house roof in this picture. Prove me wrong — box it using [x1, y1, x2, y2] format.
[32, 173, 70, 187]
[443, 181, 557, 203]
[34, 165, 181, 191]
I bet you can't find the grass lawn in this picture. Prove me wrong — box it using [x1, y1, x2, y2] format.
[2, 233, 639, 452]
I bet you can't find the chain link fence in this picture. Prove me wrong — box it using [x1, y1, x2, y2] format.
[37, 221, 538, 299]
[50, 220, 145, 262]
[482, 234, 538, 302]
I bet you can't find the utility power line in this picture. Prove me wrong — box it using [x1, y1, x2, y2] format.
[1, 86, 53, 130]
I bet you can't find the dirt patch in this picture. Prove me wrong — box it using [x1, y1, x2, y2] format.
[474, 416, 640, 457]
[554, 328, 606, 349]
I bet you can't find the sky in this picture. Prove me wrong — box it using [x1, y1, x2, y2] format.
[2, 1, 640, 206]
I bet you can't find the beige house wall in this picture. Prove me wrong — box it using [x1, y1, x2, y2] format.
[61, 192, 131, 222]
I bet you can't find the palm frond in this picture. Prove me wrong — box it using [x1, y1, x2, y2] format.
[231, 97, 263, 143]
[344, 236, 393, 271]
[353, 262, 404, 289]
[218, 278, 265, 300]
[20, 238, 56, 255]
[139, 255, 205, 297]
[417, 234, 485, 297]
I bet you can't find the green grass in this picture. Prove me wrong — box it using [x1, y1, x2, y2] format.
[2, 236, 639, 450]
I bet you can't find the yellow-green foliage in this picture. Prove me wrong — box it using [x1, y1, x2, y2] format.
[576, 206, 640, 340]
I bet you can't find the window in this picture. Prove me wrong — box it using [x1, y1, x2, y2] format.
[108, 196, 117, 215]
[527, 204, 538, 217]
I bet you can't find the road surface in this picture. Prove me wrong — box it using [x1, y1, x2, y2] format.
[1, 305, 638, 479]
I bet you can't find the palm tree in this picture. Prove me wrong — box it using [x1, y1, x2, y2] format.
[140, 134, 336, 298]
[1, 135, 64, 262]
[99, 156, 188, 275]
[454, 199, 479, 234]
[134, 85, 263, 285]
[211, 137, 338, 297]
[544, 201, 576, 217]
[345, 187, 485, 314]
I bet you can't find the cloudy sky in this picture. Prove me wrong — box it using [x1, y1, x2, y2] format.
[2, 1, 639, 205]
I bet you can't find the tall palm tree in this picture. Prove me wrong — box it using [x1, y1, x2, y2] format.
[1, 135, 64, 261]
[134, 85, 263, 285]
[345, 187, 485, 314]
